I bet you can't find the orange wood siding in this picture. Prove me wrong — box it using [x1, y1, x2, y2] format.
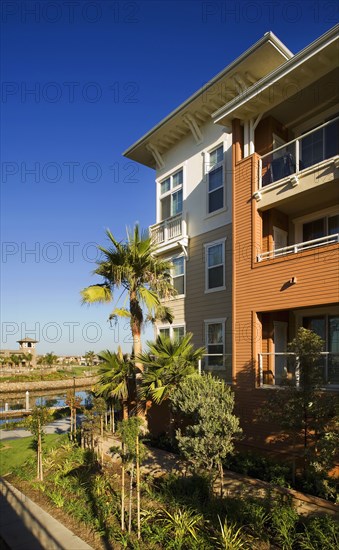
[232, 138, 339, 452]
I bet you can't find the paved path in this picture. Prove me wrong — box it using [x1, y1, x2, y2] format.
[0, 479, 93, 550]
[0, 418, 72, 441]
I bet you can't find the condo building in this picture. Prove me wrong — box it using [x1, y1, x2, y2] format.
[124, 25, 339, 453]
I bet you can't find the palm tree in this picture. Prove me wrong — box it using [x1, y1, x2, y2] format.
[85, 350, 96, 367]
[95, 348, 136, 420]
[44, 352, 58, 367]
[138, 333, 205, 406]
[81, 224, 175, 372]
[10, 354, 21, 368]
[24, 353, 33, 368]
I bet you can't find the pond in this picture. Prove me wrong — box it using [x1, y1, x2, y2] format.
[0, 390, 92, 425]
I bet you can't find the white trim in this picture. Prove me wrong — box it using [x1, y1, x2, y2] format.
[204, 318, 227, 366]
[204, 238, 226, 293]
[170, 253, 186, 299]
[157, 167, 184, 223]
[157, 324, 186, 340]
[204, 142, 226, 216]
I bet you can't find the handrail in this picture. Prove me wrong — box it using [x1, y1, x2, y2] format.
[257, 233, 339, 261]
[260, 116, 339, 161]
[259, 116, 339, 189]
[258, 351, 339, 388]
[150, 213, 182, 231]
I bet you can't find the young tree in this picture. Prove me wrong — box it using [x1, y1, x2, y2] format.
[171, 373, 242, 496]
[65, 389, 82, 441]
[80, 225, 175, 375]
[260, 328, 339, 489]
[25, 406, 51, 481]
[115, 417, 146, 536]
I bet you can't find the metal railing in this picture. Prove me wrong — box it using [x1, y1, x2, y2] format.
[258, 352, 339, 388]
[259, 117, 339, 189]
[257, 233, 339, 262]
[150, 214, 183, 245]
[198, 354, 232, 383]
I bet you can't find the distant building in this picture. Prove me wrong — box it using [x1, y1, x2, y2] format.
[0, 337, 38, 368]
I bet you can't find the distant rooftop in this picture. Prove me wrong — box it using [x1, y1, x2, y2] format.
[17, 337, 38, 343]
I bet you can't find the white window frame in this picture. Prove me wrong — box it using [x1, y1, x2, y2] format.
[204, 318, 226, 368]
[157, 324, 186, 341]
[170, 254, 185, 298]
[204, 238, 226, 293]
[158, 167, 184, 222]
[205, 143, 225, 215]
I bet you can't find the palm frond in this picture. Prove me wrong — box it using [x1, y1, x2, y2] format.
[81, 284, 112, 304]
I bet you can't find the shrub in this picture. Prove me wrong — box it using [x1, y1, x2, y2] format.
[299, 515, 339, 550]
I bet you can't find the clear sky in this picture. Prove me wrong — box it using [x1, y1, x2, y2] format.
[1, 0, 337, 355]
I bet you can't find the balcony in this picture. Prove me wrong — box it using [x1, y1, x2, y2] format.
[150, 214, 187, 253]
[258, 352, 339, 388]
[257, 233, 339, 262]
[256, 118, 339, 208]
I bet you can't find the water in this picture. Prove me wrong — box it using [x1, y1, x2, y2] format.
[0, 390, 92, 425]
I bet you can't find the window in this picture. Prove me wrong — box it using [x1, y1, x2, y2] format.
[207, 145, 224, 213]
[171, 256, 185, 296]
[303, 214, 339, 242]
[158, 327, 170, 339]
[159, 169, 183, 221]
[302, 315, 339, 385]
[158, 325, 185, 342]
[205, 239, 225, 291]
[173, 326, 185, 342]
[205, 320, 225, 368]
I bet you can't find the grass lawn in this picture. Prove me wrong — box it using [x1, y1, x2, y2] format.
[0, 433, 67, 476]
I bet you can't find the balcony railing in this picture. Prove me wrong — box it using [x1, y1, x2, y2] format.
[198, 354, 232, 383]
[259, 117, 339, 189]
[257, 233, 339, 262]
[150, 214, 184, 246]
[258, 352, 339, 388]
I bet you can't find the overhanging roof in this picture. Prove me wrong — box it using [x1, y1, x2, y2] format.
[123, 32, 293, 169]
[213, 24, 339, 126]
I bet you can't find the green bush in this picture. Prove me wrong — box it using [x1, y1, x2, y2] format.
[224, 451, 292, 487]
[271, 503, 298, 549]
[299, 515, 339, 550]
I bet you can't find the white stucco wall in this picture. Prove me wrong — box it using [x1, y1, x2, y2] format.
[154, 120, 232, 238]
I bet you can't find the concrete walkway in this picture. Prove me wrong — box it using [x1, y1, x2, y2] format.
[0, 479, 93, 550]
[0, 418, 72, 441]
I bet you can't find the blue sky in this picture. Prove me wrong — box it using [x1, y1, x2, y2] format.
[1, 0, 337, 355]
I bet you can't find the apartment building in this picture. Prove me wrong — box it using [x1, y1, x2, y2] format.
[124, 32, 293, 383]
[124, 25, 339, 452]
[218, 25, 339, 452]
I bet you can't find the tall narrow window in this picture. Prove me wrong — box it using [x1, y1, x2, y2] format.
[205, 320, 225, 368]
[207, 145, 224, 213]
[159, 169, 183, 221]
[205, 240, 225, 291]
[171, 256, 185, 296]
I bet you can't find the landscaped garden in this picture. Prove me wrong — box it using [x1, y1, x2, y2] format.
[2, 225, 337, 549]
